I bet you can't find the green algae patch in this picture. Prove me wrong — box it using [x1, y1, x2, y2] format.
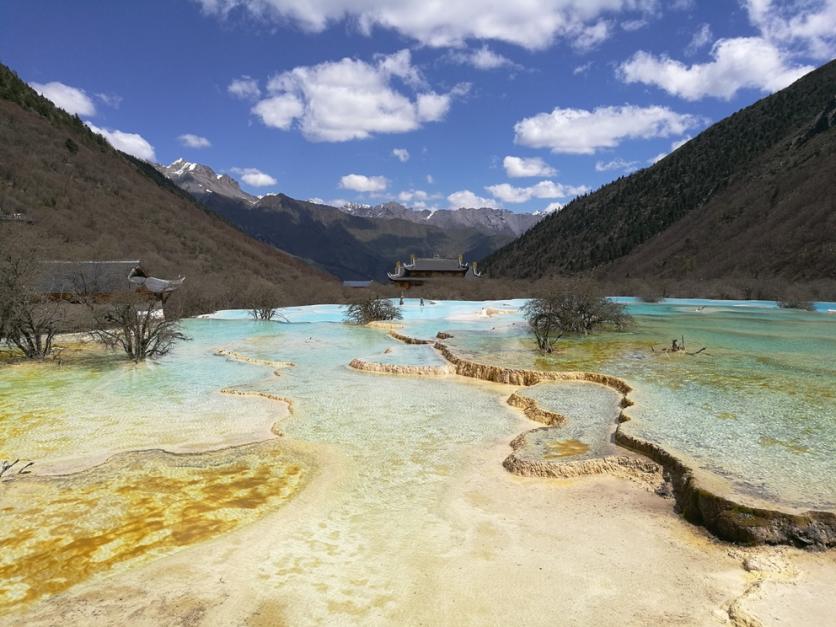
[0, 442, 310, 612]
[759, 436, 810, 454]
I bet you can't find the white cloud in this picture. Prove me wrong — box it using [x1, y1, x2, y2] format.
[573, 62, 593, 75]
[426, 174, 434, 184]
[339, 174, 388, 192]
[196, 0, 656, 50]
[514, 105, 700, 154]
[503, 156, 556, 178]
[573, 20, 611, 51]
[447, 45, 518, 70]
[618, 37, 814, 101]
[486, 180, 589, 204]
[251, 94, 304, 129]
[251, 50, 461, 141]
[685, 23, 712, 55]
[671, 135, 691, 150]
[228, 75, 261, 100]
[648, 135, 693, 163]
[744, 0, 836, 60]
[534, 202, 564, 215]
[392, 147, 410, 162]
[95, 92, 122, 108]
[398, 189, 429, 203]
[621, 19, 647, 31]
[178, 133, 212, 148]
[85, 123, 155, 161]
[447, 189, 499, 209]
[595, 157, 638, 172]
[232, 167, 278, 186]
[31, 81, 96, 116]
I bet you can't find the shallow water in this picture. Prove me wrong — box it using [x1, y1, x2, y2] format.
[424, 300, 836, 509]
[1, 297, 834, 613]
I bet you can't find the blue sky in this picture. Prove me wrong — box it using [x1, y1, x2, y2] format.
[1, 0, 833, 213]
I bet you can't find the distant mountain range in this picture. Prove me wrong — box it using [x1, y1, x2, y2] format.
[156, 160, 544, 281]
[339, 202, 540, 237]
[0, 63, 334, 313]
[485, 59, 836, 282]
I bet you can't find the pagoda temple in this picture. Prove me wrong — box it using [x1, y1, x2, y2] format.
[387, 254, 481, 289]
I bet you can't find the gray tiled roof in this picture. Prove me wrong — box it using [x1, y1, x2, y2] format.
[406, 257, 465, 271]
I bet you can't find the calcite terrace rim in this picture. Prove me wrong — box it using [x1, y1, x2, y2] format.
[384, 329, 836, 548]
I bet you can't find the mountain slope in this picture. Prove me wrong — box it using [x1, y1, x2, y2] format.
[341, 202, 542, 237]
[158, 161, 532, 281]
[157, 158, 256, 204]
[485, 60, 836, 281]
[0, 63, 336, 312]
[196, 192, 505, 281]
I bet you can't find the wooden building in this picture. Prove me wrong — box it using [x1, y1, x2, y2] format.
[387, 254, 481, 289]
[36, 260, 185, 302]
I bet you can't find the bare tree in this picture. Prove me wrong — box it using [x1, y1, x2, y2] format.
[523, 284, 631, 353]
[88, 296, 188, 362]
[244, 282, 289, 321]
[0, 254, 64, 359]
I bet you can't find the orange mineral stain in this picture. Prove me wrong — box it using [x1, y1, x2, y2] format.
[0, 444, 308, 612]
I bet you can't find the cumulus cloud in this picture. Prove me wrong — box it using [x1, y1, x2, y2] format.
[595, 157, 638, 172]
[96, 92, 122, 108]
[397, 189, 430, 203]
[392, 147, 410, 162]
[251, 50, 463, 141]
[85, 123, 155, 161]
[228, 75, 261, 100]
[618, 37, 814, 100]
[534, 202, 564, 215]
[685, 23, 713, 55]
[339, 174, 388, 192]
[744, 0, 836, 60]
[572, 20, 611, 51]
[178, 133, 212, 148]
[648, 135, 693, 164]
[514, 105, 700, 154]
[446, 45, 519, 70]
[196, 0, 655, 50]
[447, 189, 499, 209]
[31, 81, 96, 116]
[486, 180, 589, 204]
[503, 156, 556, 178]
[251, 94, 304, 129]
[232, 167, 278, 186]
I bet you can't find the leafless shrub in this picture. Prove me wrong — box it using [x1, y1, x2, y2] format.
[522, 282, 632, 353]
[88, 296, 188, 362]
[0, 254, 64, 359]
[344, 297, 402, 325]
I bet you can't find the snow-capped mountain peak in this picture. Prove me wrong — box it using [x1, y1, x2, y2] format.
[156, 159, 256, 204]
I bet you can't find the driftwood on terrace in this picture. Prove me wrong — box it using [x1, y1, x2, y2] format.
[651, 336, 708, 356]
[0, 459, 34, 480]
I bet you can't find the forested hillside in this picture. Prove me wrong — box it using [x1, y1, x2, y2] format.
[0, 63, 338, 312]
[485, 60, 836, 282]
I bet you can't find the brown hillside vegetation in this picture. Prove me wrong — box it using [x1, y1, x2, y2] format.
[484, 59, 836, 284]
[0, 64, 338, 313]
